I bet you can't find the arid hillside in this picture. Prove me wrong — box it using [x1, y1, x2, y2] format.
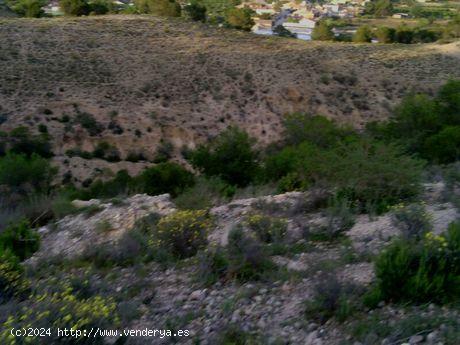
[0, 15, 459, 181]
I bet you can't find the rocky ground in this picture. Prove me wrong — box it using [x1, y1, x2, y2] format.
[23, 181, 460, 345]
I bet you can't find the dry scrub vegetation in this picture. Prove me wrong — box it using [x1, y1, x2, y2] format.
[0, 15, 459, 180]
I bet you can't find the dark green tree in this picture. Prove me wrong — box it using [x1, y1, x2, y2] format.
[184, 0, 206, 22]
[375, 26, 396, 43]
[189, 127, 259, 187]
[225, 7, 254, 31]
[353, 25, 373, 43]
[365, 0, 393, 17]
[136, 0, 181, 16]
[312, 21, 335, 41]
[59, 0, 91, 16]
[11, 0, 45, 17]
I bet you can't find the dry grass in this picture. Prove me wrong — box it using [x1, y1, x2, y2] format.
[0, 15, 459, 181]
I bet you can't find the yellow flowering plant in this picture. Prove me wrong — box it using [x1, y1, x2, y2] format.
[152, 210, 214, 259]
[245, 214, 287, 243]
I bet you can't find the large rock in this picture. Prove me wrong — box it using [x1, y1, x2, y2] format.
[29, 194, 176, 262]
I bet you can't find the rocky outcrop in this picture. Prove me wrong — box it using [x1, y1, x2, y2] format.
[31, 194, 175, 261]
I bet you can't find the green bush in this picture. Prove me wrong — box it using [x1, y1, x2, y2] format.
[353, 25, 373, 43]
[197, 226, 276, 284]
[391, 203, 432, 240]
[74, 112, 103, 135]
[6, 126, 52, 158]
[0, 153, 56, 193]
[305, 274, 356, 324]
[0, 250, 29, 303]
[184, 0, 206, 22]
[0, 285, 119, 344]
[9, 0, 45, 17]
[152, 141, 173, 163]
[423, 126, 460, 164]
[92, 142, 121, 162]
[137, 162, 194, 197]
[226, 226, 274, 282]
[364, 0, 393, 17]
[152, 210, 213, 259]
[135, 0, 181, 16]
[196, 246, 229, 286]
[322, 197, 356, 240]
[370, 80, 460, 163]
[189, 127, 259, 187]
[0, 219, 40, 261]
[59, 0, 91, 16]
[374, 222, 460, 303]
[282, 113, 353, 148]
[265, 139, 423, 213]
[375, 26, 396, 43]
[225, 7, 254, 31]
[312, 21, 334, 41]
[245, 214, 287, 243]
[174, 177, 232, 210]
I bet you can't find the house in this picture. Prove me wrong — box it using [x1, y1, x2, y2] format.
[392, 13, 410, 19]
[42, 0, 62, 16]
[239, 1, 275, 15]
[323, 4, 340, 16]
[282, 18, 316, 40]
[252, 18, 274, 36]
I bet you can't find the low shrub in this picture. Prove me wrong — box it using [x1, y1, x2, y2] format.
[282, 113, 353, 148]
[81, 227, 150, 268]
[321, 197, 356, 240]
[266, 139, 424, 213]
[92, 142, 121, 162]
[152, 210, 213, 259]
[304, 274, 357, 323]
[137, 162, 195, 197]
[0, 285, 119, 344]
[0, 152, 56, 193]
[245, 214, 287, 243]
[391, 203, 432, 240]
[6, 126, 53, 158]
[174, 177, 232, 210]
[215, 323, 260, 345]
[74, 112, 103, 136]
[374, 221, 460, 303]
[0, 219, 40, 261]
[423, 126, 460, 164]
[226, 226, 275, 282]
[153, 141, 173, 163]
[0, 250, 29, 303]
[196, 246, 229, 286]
[189, 127, 260, 187]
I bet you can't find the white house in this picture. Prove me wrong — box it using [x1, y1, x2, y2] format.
[42, 0, 62, 15]
[392, 13, 410, 19]
[282, 18, 316, 40]
[252, 19, 274, 36]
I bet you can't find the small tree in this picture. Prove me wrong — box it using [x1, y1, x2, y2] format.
[395, 25, 414, 44]
[189, 127, 259, 187]
[365, 0, 393, 17]
[12, 0, 45, 17]
[225, 7, 254, 31]
[312, 21, 334, 41]
[59, 0, 91, 16]
[184, 0, 206, 22]
[353, 25, 373, 43]
[375, 26, 395, 43]
[136, 0, 181, 16]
